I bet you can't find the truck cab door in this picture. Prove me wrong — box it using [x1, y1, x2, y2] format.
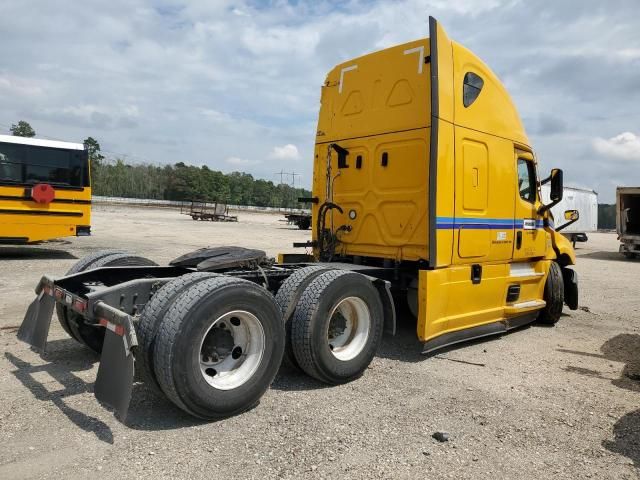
[513, 151, 546, 260]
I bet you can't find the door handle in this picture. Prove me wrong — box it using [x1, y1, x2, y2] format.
[471, 264, 482, 284]
[516, 231, 522, 249]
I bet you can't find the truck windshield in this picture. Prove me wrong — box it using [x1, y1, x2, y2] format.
[0, 141, 89, 188]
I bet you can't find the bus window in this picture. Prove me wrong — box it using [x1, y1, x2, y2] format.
[0, 142, 89, 188]
[26, 146, 75, 185]
[0, 143, 25, 183]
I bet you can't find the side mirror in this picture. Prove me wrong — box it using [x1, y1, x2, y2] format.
[564, 209, 579, 221]
[539, 168, 564, 214]
[556, 208, 580, 232]
[549, 168, 563, 202]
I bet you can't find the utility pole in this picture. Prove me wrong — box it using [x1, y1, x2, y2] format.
[274, 170, 300, 187]
[274, 169, 286, 185]
[290, 172, 300, 188]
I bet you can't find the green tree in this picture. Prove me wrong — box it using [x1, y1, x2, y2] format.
[89, 156, 311, 207]
[83, 137, 104, 165]
[598, 204, 616, 230]
[10, 120, 36, 137]
[83, 137, 105, 186]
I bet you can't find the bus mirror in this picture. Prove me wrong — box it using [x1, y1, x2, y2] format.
[564, 209, 579, 221]
[549, 169, 563, 202]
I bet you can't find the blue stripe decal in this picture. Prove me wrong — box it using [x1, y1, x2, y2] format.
[436, 217, 545, 230]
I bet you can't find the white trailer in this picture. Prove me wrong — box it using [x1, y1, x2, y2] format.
[541, 185, 598, 245]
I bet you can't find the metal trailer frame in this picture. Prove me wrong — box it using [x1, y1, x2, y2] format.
[284, 212, 312, 230]
[18, 251, 396, 419]
[180, 200, 238, 222]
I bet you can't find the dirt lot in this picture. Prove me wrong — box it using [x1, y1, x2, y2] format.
[0, 206, 638, 480]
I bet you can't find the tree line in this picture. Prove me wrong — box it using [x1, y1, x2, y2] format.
[597, 204, 616, 230]
[91, 159, 311, 208]
[9, 120, 311, 209]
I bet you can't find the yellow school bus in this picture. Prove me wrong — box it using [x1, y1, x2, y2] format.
[0, 135, 91, 243]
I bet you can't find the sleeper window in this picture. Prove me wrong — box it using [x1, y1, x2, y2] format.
[463, 72, 484, 107]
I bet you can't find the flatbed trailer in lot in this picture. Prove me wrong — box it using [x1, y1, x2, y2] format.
[180, 200, 238, 222]
[18, 17, 579, 421]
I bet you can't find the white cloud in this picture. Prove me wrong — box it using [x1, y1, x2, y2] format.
[593, 132, 640, 162]
[232, 8, 249, 17]
[616, 48, 640, 61]
[200, 109, 232, 123]
[269, 144, 300, 161]
[1, 0, 639, 200]
[225, 156, 260, 167]
[0, 73, 45, 97]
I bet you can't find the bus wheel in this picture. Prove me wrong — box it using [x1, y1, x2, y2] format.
[291, 270, 384, 384]
[65, 252, 157, 353]
[538, 261, 564, 325]
[153, 276, 284, 418]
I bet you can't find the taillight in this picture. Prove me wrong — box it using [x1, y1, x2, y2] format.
[72, 298, 87, 313]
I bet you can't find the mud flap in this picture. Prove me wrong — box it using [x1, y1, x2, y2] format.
[562, 267, 578, 310]
[93, 302, 137, 420]
[17, 278, 56, 352]
[95, 328, 135, 420]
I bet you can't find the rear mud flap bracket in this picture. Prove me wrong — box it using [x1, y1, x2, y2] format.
[93, 301, 138, 420]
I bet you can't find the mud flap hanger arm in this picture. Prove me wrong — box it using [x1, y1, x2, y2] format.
[17, 276, 138, 420]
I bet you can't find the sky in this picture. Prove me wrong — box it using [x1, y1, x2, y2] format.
[1, 0, 638, 202]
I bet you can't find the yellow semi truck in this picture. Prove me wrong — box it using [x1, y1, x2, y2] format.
[18, 17, 579, 420]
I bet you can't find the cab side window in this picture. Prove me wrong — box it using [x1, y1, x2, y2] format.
[517, 158, 536, 203]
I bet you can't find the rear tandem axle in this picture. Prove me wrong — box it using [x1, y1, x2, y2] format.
[18, 247, 396, 420]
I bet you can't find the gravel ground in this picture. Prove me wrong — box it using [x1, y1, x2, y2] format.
[0, 206, 638, 479]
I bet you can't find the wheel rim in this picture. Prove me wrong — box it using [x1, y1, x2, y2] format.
[327, 296, 371, 361]
[199, 310, 265, 390]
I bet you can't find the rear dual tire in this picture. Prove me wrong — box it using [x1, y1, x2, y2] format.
[55, 249, 124, 339]
[275, 265, 332, 369]
[152, 276, 285, 419]
[135, 272, 220, 392]
[56, 250, 157, 353]
[290, 270, 384, 384]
